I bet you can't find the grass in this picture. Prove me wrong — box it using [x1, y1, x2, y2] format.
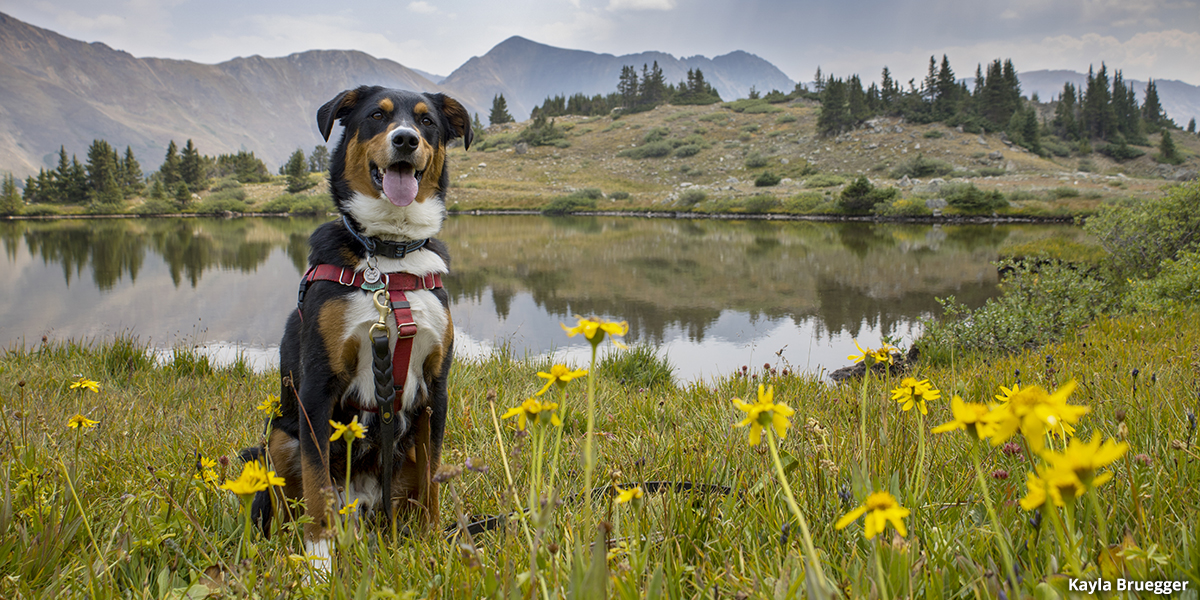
[3, 301, 1199, 597]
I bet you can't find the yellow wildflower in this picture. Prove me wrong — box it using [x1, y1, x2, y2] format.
[1041, 434, 1128, 487]
[256, 394, 282, 417]
[987, 380, 1088, 452]
[614, 484, 644, 505]
[330, 415, 367, 442]
[995, 383, 1021, 403]
[835, 490, 910, 539]
[847, 340, 894, 366]
[67, 414, 99, 430]
[339, 498, 361, 515]
[70, 378, 100, 393]
[732, 384, 794, 446]
[220, 460, 285, 498]
[194, 456, 219, 486]
[562, 315, 628, 349]
[535, 364, 588, 396]
[501, 397, 562, 431]
[931, 396, 996, 440]
[891, 377, 941, 415]
[1019, 465, 1088, 510]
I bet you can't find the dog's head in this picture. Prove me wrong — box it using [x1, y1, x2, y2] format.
[318, 86, 472, 240]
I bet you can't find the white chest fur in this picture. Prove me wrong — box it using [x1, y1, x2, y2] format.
[338, 248, 449, 436]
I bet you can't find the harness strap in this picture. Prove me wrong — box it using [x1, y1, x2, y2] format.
[298, 264, 443, 414]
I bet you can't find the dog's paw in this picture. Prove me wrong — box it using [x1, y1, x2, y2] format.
[303, 539, 333, 574]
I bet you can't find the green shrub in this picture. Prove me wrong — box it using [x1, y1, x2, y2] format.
[919, 260, 1117, 359]
[890, 154, 955, 179]
[1084, 181, 1200, 277]
[776, 114, 798, 124]
[744, 153, 769, 169]
[641, 127, 670, 144]
[1125, 249, 1200, 311]
[678, 189, 707, 206]
[942, 182, 1007, 212]
[838, 176, 899, 214]
[1078, 158, 1096, 173]
[1049, 187, 1080, 199]
[741, 194, 780, 213]
[804, 173, 846, 188]
[133, 199, 178, 215]
[783, 192, 832, 213]
[754, 172, 781, 187]
[1041, 138, 1072, 157]
[189, 196, 249, 214]
[211, 177, 243, 192]
[923, 130, 945, 139]
[20, 204, 63, 217]
[979, 167, 1006, 177]
[610, 191, 630, 200]
[741, 124, 761, 133]
[1097, 140, 1145, 161]
[541, 193, 598, 215]
[699, 113, 730, 123]
[617, 141, 674, 159]
[674, 144, 702, 158]
[261, 193, 335, 214]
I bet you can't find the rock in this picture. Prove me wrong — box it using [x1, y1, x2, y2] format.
[898, 175, 912, 187]
[477, 162, 487, 168]
[893, 125, 904, 133]
[781, 158, 789, 165]
[780, 178, 793, 184]
[726, 177, 739, 184]
[978, 136, 988, 146]
[956, 125, 964, 133]
[988, 151, 1003, 160]
[514, 142, 529, 155]
[866, 143, 878, 149]
[680, 182, 693, 188]
[914, 143, 921, 150]
[925, 198, 948, 209]
[1003, 140, 1013, 147]
[932, 208, 943, 217]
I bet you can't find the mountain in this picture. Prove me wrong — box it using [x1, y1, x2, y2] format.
[440, 36, 795, 121]
[1016, 69, 1199, 127]
[0, 12, 445, 179]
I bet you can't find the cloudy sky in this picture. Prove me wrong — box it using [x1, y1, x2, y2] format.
[3, 0, 1199, 86]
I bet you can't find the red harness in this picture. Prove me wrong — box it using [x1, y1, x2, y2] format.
[299, 264, 443, 413]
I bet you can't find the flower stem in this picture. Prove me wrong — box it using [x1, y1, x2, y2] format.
[970, 443, 1017, 593]
[766, 429, 832, 597]
[859, 366, 872, 477]
[583, 343, 598, 525]
[1087, 485, 1109, 550]
[874, 540, 891, 600]
[915, 410, 926, 500]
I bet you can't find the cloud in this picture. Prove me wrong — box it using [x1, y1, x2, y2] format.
[607, 0, 676, 10]
[407, 1, 437, 14]
[185, 14, 434, 67]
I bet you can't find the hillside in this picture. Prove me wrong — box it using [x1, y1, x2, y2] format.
[441, 36, 795, 121]
[0, 12, 442, 178]
[438, 99, 1199, 213]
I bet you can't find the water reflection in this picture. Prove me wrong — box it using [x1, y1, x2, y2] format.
[0, 216, 1088, 380]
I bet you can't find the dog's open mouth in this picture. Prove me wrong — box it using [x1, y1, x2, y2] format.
[370, 161, 425, 207]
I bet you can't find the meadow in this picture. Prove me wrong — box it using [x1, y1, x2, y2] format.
[2, 183, 1199, 599]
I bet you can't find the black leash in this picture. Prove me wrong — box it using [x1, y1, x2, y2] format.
[445, 480, 735, 539]
[370, 293, 397, 528]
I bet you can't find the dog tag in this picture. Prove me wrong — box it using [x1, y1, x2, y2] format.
[362, 266, 385, 291]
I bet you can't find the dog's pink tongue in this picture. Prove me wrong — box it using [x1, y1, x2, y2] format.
[382, 164, 418, 207]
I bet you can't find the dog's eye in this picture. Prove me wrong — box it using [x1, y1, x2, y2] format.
[370, 111, 384, 120]
[421, 116, 434, 126]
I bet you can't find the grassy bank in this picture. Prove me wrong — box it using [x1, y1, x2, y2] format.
[1, 305, 1198, 597]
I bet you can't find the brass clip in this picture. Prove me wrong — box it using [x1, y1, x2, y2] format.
[369, 288, 390, 336]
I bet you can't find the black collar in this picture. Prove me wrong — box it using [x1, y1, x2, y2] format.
[341, 215, 428, 259]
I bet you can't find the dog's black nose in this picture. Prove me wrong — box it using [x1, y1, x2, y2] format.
[391, 128, 420, 150]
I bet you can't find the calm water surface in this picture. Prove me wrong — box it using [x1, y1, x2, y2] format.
[0, 215, 1084, 381]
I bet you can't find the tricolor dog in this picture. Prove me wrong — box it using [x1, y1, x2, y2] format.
[246, 86, 471, 560]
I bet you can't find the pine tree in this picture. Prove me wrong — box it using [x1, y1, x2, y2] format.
[161, 141, 182, 187]
[1021, 108, 1042, 155]
[149, 179, 166, 200]
[1053, 82, 1080, 140]
[1158, 129, 1181, 164]
[1141, 79, 1166, 132]
[1082, 64, 1115, 140]
[880, 66, 897, 111]
[489, 94, 514, 125]
[816, 77, 851, 136]
[1188, 118, 1196, 134]
[121, 146, 144, 197]
[180, 139, 205, 191]
[0, 173, 21, 215]
[639, 61, 667, 107]
[847, 75, 869, 123]
[813, 66, 824, 93]
[922, 56, 938, 104]
[284, 149, 314, 193]
[173, 182, 191, 209]
[618, 66, 640, 109]
[308, 145, 330, 173]
[933, 55, 959, 120]
[51, 146, 72, 204]
[86, 139, 123, 205]
[22, 175, 38, 204]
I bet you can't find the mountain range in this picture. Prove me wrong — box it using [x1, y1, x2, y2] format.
[1, 10, 1197, 180]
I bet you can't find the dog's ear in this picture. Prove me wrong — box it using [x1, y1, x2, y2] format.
[428, 93, 473, 151]
[317, 87, 366, 142]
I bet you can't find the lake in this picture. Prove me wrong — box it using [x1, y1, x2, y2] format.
[0, 215, 1084, 381]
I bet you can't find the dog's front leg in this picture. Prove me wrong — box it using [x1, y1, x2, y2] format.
[296, 380, 336, 562]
